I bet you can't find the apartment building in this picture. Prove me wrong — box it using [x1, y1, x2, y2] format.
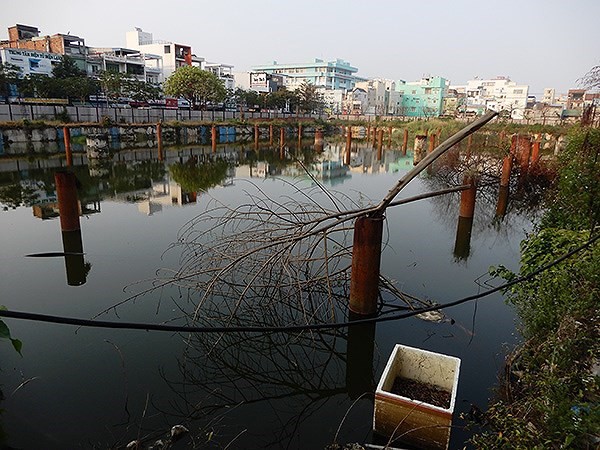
[125, 28, 204, 80]
[251, 58, 361, 91]
[451, 76, 529, 119]
[395, 76, 447, 118]
[0, 24, 87, 71]
[204, 62, 235, 90]
[87, 47, 163, 84]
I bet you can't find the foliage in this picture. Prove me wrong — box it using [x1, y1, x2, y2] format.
[0, 306, 22, 355]
[579, 64, 600, 90]
[541, 128, 600, 231]
[474, 128, 600, 449]
[297, 81, 324, 113]
[169, 158, 229, 192]
[51, 55, 85, 79]
[0, 62, 21, 100]
[98, 70, 161, 103]
[164, 66, 227, 108]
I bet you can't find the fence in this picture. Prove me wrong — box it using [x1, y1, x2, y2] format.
[0, 103, 322, 124]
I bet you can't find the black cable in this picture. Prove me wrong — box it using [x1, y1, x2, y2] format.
[1, 233, 597, 334]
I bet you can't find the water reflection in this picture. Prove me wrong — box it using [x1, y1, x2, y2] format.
[0, 134, 553, 448]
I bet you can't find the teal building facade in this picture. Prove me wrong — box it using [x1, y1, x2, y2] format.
[395, 76, 447, 118]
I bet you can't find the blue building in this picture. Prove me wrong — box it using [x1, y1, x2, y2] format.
[395, 76, 447, 118]
[251, 58, 360, 91]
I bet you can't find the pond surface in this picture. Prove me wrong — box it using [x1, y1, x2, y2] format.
[0, 137, 538, 449]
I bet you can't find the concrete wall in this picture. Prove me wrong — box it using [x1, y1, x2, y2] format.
[0, 104, 319, 124]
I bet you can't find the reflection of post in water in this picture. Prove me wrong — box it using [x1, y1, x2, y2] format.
[63, 126, 73, 167]
[413, 135, 427, 165]
[55, 170, 87, 285]
[254, 123, 260, 151]
[388, 126, 393, 148]
[346, 311, 376, 399]
[314, 129, 324, 152]
[344, 126, 352, 166]
[453, 176, 476, 260]
[156, 122, 163, 161]
[376, 129, 384, 161]
[211, 125, 217, 153]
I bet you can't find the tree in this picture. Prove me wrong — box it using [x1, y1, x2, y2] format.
[164, 66, 226, 109]
[0, 62, 21, 101]
[296, 82, 323, 113]
[580, 64, 600, 90]
[52, 55, 85, 79]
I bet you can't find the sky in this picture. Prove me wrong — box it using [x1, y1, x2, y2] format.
[3, 0, 599, 97]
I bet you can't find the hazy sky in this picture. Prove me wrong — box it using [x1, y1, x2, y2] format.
[3, 0, 598, 96]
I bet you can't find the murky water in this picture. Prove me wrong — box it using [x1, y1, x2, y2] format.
[0, 137, 538, 449]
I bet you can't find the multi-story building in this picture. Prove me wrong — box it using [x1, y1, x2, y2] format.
[125, 28, 204, 80]
[1, 24, 87, 71]
[86, 47, 163, 84]
[567, 89, 585, 110]
[451, 76, 529, 119]
[542, 88, 556, 105]
[355, 79, 402, 115]
[204, 62, 235, 90]
[342, 87, 368, 115]
[394, 76, 447, 118]
[251, 58, 361, 92]
[0, 47, 63, 77]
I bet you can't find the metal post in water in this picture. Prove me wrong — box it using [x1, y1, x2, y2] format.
[63, 126, 72, 167]
[55, 171, 80, 232]
[459, 175, 477, 219]
[269, 124, 273, 146]
[388, 126, 393, 148]
[517, 134, 531, 174]
[454, 175, 477, 260]
[371, 127, 377, 147]
[377, 129, 384, 161]
[345, 126, 352, 165]
[349, 216, 384, 316]
[402, 129, 408, 155]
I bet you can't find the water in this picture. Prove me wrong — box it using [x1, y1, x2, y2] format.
[0, 138, 536, 449]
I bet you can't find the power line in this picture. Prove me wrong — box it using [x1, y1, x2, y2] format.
[1, 234, 597, 334]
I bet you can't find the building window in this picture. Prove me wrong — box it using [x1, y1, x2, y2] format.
[164, 45, 171, 54]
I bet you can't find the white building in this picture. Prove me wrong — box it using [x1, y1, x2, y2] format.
[317, 88, 345, 114]
[0, 47, 62, 77]
[86, 47, 163, 84]
[452, 76, 529, 119]
[542, 88, 556, 105]
[204, 62, 235, 90]
[125, 28, 204, 80]
[354, 79, 402, 115]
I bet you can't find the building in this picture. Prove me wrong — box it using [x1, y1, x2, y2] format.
[567, 89, 585, 110]
[125, 28, 204, 80]
[251, 58, 360, 91]
[317, 88, 345, 114]
[1, 24, 87, 71]
[342, 87, 368, 115]
[86, 47, 163, 84]
[542, 88, 556, 105]
[354, 79, 401, 116]
[204, 62, 235, 90]
[395, 76, 447, 118]
[451, 76, 529, 119]
[0, 47, 63, 77]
